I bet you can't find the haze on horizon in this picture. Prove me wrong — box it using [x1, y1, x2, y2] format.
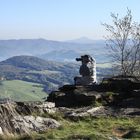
[0, 0, 140, 41]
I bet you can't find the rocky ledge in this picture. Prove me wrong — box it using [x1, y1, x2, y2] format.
[47, 77, 140, 107]
[0, 101, 60, 136]
[47, 76, 140, 119]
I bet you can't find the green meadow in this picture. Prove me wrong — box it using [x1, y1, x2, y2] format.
[0, 80, 47, 101]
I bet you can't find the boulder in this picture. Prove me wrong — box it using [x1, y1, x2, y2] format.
[11, 115, 61, 134]
[0, 102, 59, 135]
[101, 76, 140, 92]
[47, 85, 103, 107]
[60, 105, 140, 121]
[46, 76, 140, 118]
[131, 90, 140, 98]
[64, 106, 106, 121]
[47, 77, 140, 107]
[15, 101, 56, 115]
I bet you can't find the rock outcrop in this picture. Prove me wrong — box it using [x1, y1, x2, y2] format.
[11, 116, 60, 134]
[0, 101, 60, 136]
[47, 85, 103, 107]
[59, 105, 140, 121]
[45, 76, 139, 121]
[47, 76, 140, 108]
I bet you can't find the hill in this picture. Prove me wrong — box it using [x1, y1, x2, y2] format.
[0, 55, 79, 92]
[0, 55, 66, 71]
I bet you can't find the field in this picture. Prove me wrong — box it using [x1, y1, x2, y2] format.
[0, 80, 47, 101]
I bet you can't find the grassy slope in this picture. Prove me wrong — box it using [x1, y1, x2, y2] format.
[0, 80, 47, 101]
[43, 117, 140, 140]
[6, 116, 140, 140]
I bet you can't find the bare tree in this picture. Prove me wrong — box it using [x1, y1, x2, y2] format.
[103, 9, 140, 76]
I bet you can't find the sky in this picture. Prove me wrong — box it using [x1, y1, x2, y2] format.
[0, 0, 140, 41]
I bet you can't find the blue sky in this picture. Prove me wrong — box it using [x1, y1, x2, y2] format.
[0, 0, 140, 41]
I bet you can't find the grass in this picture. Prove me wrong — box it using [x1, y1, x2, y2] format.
[0, 80, 47, 101]
[3, 116, 139, 140]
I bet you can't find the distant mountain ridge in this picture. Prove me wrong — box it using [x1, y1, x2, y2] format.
[39, 50, 80, 62]
[0, 38, 108, 63]
[66, 37, 95, 44]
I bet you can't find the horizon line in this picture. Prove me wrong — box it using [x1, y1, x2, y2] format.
[0, 37, 105, 42]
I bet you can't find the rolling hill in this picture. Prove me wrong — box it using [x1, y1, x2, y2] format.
[0, 55, 79, 92]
